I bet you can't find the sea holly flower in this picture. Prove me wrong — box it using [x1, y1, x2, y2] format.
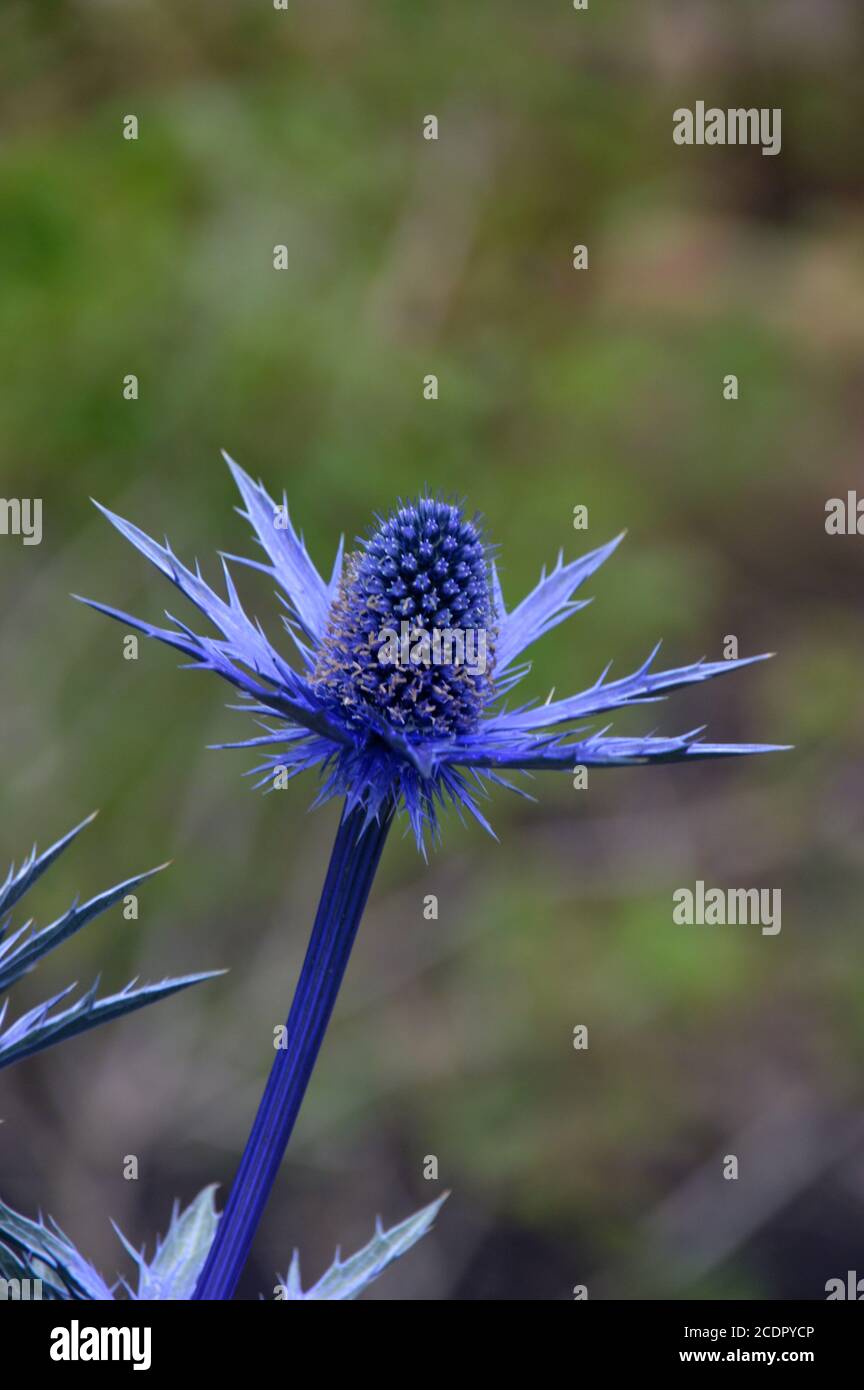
[0, 1185, 445, 1302]
[80, 455, 780, 847]
[80, 454, 784, 1298]
[0, 813, 220, 1071]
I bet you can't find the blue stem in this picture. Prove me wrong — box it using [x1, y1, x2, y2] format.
[192, 799, 394, 1300]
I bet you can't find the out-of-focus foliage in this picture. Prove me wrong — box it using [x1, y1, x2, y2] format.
[1, 0, 862, 1299]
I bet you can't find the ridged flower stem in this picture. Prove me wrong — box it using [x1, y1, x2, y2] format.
[192, 798, 395, 1300]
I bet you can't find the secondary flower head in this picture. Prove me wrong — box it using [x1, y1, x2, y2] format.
[80, 454, 784, 848]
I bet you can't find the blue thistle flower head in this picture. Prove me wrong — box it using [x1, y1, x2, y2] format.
[79, 454, 786, 849]
[311, 497, 496, 739]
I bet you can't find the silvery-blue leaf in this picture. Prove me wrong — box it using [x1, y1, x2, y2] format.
[0, 815, 221, 1070]
[116, 1186, 220, 1301]
[0, 812, 96, 920]
[273, 1193, 447, 1300]
[0, 1197, 113, 1300]
[0, 972, 223, 1071]
[0, 864, 169, 994]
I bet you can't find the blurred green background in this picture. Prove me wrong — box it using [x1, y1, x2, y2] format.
[2, 0, 863, 1299]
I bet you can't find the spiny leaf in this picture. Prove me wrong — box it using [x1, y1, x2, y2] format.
[116, 1186, 220, 1302]
[0, 812, 97, 921]
[273, 1193, 448, 1300]
[0, 1198, 112, 1301]
[0, 1190, 448, 1302]
[0, 864, 170, 994]
[0, 814, 221, 1072]
[0, 971, 224, 1071]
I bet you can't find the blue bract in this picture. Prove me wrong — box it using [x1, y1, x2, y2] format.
[80, 453, 783, 849]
